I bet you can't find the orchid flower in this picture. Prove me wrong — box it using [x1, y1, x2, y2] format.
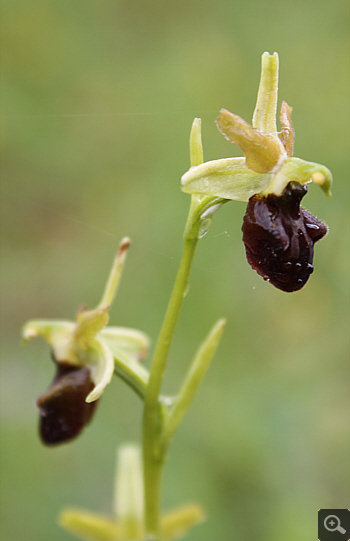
[22, 238, 150, 444]
[181, 52, 332, 291]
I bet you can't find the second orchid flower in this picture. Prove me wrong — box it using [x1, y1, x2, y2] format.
[22, 238, 150, 445]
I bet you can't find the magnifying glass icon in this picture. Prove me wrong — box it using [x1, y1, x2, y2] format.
[324, 514, 346, 534]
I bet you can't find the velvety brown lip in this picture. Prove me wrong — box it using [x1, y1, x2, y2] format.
[37, 358, 99, 445]
[242, 181, 328, 292]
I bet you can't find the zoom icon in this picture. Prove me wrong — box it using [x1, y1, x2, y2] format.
[318, 509, 350, 540]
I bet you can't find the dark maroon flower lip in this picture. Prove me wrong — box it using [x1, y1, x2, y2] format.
[242, 181, 328, 292]
[37, 357, 99, 446]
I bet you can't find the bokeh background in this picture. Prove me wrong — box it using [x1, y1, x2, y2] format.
[1, 1, 349, 540]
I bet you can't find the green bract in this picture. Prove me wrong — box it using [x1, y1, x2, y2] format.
[181, 52, 332, 202]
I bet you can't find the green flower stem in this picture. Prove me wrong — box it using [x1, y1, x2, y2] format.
[142, 118, 226, 540]
[142, 201, 203, 539]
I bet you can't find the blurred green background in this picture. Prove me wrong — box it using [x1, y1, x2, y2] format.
[1, 1, 349, 540]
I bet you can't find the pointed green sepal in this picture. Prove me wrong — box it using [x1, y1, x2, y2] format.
[22, 320, 74, 346]
[181, 158, 273, 202]
[190, 118, 204, 167]
[22, 320, 79, 364]
[252, 51, 279, 134]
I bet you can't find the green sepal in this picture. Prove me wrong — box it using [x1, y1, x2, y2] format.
[181, 157, 273, 202]
[22, 320, 74, 348]
[252, 51, 279, 134]
[190, 118, 204, 167]
[22, 320, 79, 365]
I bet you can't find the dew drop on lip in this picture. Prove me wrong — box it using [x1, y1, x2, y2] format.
[242, 181, 328, 292]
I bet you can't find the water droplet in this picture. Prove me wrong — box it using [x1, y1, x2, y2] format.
[307, 263, 314, 274]
[198, 217, 212, 238]
[295, 262, 302, 272]
[183, 282, 190, 297]
[160, 395, 176, 407]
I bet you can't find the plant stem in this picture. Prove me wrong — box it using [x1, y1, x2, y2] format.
[142, 203, 200, 539]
